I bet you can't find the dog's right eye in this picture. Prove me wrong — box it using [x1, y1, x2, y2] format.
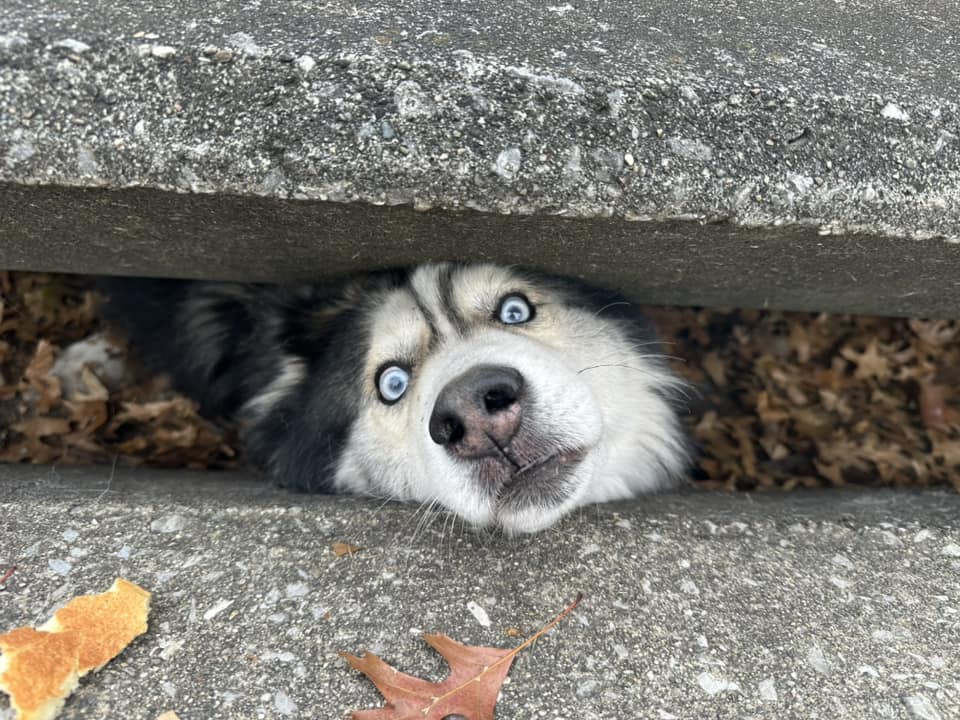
[376, 364, 410, 404]
[497, 294, 534, 324]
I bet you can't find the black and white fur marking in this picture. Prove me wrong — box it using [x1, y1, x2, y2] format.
[103, 264, 691, 534]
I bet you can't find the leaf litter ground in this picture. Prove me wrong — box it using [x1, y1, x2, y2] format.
[1, 271, 958, 492]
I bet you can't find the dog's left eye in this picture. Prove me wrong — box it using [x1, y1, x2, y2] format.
[377, 365, 410, 404]
[497, 294, 533, 324]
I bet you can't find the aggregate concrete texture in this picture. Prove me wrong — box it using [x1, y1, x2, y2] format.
[1, 1, 960, 316]
[1, 463, 958, 719]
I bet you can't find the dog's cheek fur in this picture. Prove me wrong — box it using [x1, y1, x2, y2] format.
[241, 305, 381, 493]
[553, 303, 692, 498]
[552, 278, 692, 420]
[244, 385, 352, 493]
[509, 281, 690, 504]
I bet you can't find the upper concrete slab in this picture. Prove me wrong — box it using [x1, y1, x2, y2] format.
[1, 463, 959, 719]
[1, 1, 960, 315]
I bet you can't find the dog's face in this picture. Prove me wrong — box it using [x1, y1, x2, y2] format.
[292, 263, 689, 535]
[133, 263, 690, 535]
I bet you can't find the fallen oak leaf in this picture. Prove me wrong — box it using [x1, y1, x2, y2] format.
[345, 635, 511, 720]
[840, 339, 891, 381]
[341, 593, 583, 720]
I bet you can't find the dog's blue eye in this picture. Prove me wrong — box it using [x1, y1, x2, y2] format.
[377, 365, 410, 404]
[498, 295, 533, 324]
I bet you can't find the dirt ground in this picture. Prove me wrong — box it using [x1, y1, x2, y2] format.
[1, 271, 958, 492]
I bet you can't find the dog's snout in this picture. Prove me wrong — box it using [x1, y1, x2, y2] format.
[429, 365, 524, 457]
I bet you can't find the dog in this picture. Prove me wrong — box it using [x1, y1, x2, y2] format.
[102, 263, 691, 535]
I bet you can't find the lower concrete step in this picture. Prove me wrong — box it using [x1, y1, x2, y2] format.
[1, 463, 957, 718]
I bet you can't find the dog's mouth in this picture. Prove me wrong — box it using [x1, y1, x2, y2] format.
[473, 442, 586, 512]
[506, 449, 583, 484]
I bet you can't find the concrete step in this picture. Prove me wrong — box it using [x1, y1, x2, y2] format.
[1, 463, 958, 718]
[1, 1, 960, 316]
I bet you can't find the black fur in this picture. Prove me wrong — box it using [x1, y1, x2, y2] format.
[100, 272, 407, 492]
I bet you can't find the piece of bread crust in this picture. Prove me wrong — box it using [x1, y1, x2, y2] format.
[0, 627, 81, 720]
[38, 578, 151, 676]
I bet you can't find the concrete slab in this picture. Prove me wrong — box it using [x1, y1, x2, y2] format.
[1, 463, 958, 719]
[2, 1, 960, 316]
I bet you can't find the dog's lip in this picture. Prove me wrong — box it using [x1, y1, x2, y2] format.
[485, 447, 585, 491]
[506, 448, 584, 483]
[489, 448, 585, 520]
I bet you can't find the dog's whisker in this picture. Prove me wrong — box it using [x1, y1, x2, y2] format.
[407, 495, 442, 542]
[576, 361, 664, 378]
[593, 300, 632, 317]
[575, 361, 694, 401]
[513, 452, 559, 478]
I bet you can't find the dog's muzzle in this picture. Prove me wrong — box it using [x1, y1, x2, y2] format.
[428, 364, 524, 459]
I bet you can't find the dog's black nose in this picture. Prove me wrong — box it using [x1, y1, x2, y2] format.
[428, 365, 524, 458]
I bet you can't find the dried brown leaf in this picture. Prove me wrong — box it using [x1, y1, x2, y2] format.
[701, 352, 727, 387]
[112, 398, 196, 425]
[341, 595, 582, 720]
[67, 400, 109, 434]
[909, 319, 959, 347]
[76, 365, 109, 402]
[23, 340, 62, 413]
[12, 417, 71, 437]
[841, 339, 891, 381]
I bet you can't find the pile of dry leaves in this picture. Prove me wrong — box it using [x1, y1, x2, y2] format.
[648, 307, 960, 491]
[1, 271, 958, 491]
[0, 272, 237, 470]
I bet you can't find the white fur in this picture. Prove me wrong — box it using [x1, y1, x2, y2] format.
[243, 356, 306, 417]
[51, 333, 127, 398]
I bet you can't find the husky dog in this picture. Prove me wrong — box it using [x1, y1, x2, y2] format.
[103, 264, 690, 534]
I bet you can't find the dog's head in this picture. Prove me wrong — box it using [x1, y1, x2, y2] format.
[171, 263, 690, 534]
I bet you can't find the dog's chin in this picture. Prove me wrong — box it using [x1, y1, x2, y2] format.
[493, 498, 575, 536]
[459, 451, 589, 536]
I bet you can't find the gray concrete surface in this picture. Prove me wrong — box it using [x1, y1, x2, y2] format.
[2, 1, 960, 316]
[0, 463, 958, 719]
